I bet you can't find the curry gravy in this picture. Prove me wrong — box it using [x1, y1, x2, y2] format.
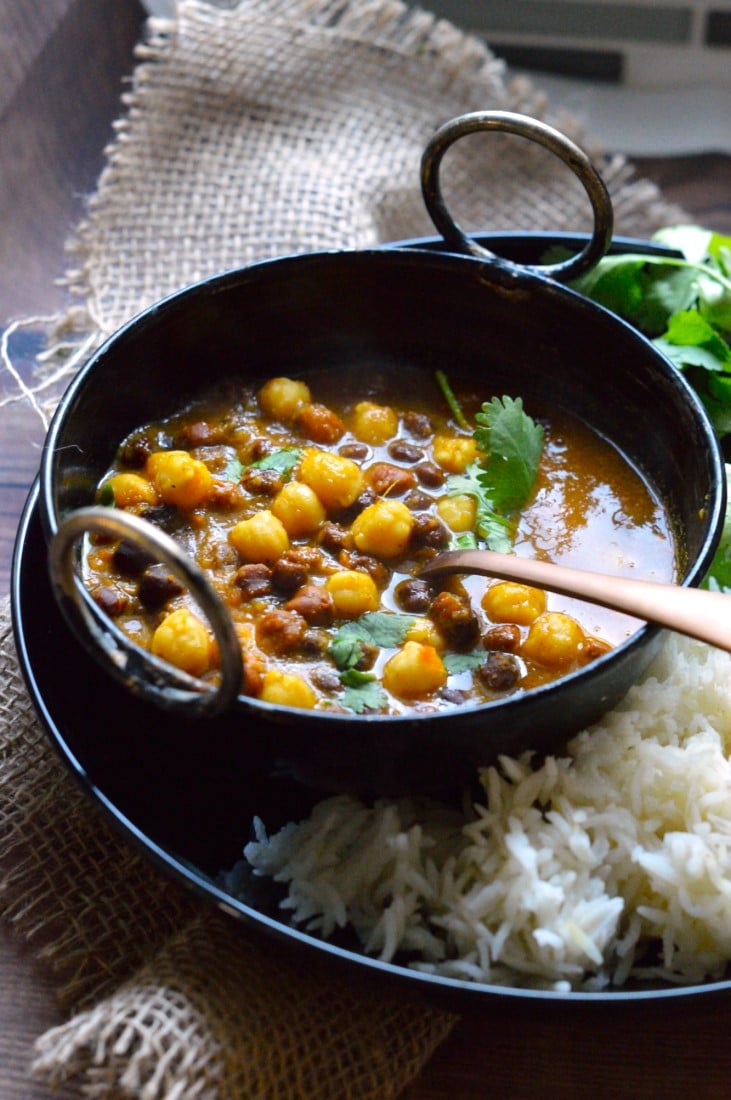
[83, 367, 677, 714]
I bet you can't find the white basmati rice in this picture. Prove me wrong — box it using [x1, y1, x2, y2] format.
[243, 634, 731, 991]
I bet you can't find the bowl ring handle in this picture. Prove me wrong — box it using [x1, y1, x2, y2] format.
[420, 110, 614, 282]
[49, 506, 243, 716]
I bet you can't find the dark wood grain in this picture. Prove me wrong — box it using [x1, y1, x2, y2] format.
[0, 0, 144, 322]
[634, 153, 731, 235]
[2, 4, 731, 1097]
[0, 4, 146, 1099]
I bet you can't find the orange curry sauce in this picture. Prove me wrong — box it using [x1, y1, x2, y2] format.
[83, 367, 677, 715]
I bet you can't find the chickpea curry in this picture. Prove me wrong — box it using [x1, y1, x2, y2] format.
[84, 367, 677, 715]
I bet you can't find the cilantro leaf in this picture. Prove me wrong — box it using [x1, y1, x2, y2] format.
[703, 376, 731, 437]
[252, 449, 301, 474]
[654, 310, 731, 374]
[560, 225, 731, 443]
[474, 396, 545, 512]
[448, 465, 514, 554]
[329, 632, 367, 672]
[447, 396, 544, 553]
[224, 455, 245, 483]
[703, 464, 731, 593]
[329, 611, 415, 680]
[443, 651, 485, 674]
[329, 612, 415, 668]
[453, 531, 478, 550]
[341, 678, 388, 714]
[98, 483, 116, 507]
[328, 613, 415, 711]
[225, 448, 300, 483]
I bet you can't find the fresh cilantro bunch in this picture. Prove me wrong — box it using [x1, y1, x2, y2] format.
[561, 224, 731, 593]
[446, 396, 545, 554]
[568, 225, 731, 442]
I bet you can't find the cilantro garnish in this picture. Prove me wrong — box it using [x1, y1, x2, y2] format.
[550, 223, 731, 593]
[703, 465, 731, 594]
[443, 651, 485, 675]
[329, 612, 415, 713]
[98, 483, 116, 507]
[447, 396, 544, 554]
[560, 225, 731, 445]
[329, 612, 415, 671]
[225, 448, 301, 485]
[435, 369, 469, 429]
[252, 449, 301, 474]
[338, 668, 389, 713]
[341, 677, 389, 714]
[224, 455, 245, 483]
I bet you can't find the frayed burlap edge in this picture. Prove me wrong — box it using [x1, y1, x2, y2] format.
[0, 598, 202, 1009]
[32, 909, 458, 1100]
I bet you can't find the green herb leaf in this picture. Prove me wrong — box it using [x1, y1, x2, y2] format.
[474, 397, 545, 512]
[435, 369, 469, 429]
[224, 455, 245, 483]
[443, 651, 485, 674]
[99, 483, 116, 507]
[447, 396, 544, 553]
[447, 465, 521, 555]
[453, 531, 478, 550]
[341, 678, 389, 714]
[703, 375, 731, 437]
[339, 668, 375, 687]
[654, 310, 731, 374]
[703, 464, 731, 593]
[329, 633, 367, 671]
[329, 611, 415, 671]
[559, 225, 731, 444]
[252, 449, 301, 474]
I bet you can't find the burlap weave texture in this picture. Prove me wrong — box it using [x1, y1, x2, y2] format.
[1, 0, 686, 1095]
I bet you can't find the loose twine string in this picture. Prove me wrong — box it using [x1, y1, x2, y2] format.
[0, 0, 686, 1095]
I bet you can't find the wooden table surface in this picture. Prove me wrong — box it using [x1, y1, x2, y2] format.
[2, 2, 731, 1097]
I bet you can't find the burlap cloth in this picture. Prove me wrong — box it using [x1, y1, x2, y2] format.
[0, 0, 686, 1095]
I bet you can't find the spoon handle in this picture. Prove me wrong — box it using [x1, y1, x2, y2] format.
[419, 549, 731, 653]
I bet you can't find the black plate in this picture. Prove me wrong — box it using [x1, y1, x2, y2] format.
[12, 478, 731, 1006]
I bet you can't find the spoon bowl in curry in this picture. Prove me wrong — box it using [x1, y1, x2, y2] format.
[419, 549, 730, 653]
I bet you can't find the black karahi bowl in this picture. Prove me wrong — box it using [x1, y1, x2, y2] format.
[36, 113, 726, 796]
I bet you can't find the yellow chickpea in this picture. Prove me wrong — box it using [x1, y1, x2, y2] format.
[101, 472, 158, 509]
[351, 499, 414, 558]
[229, 509, 290, 562]
[405, 617, 446, 649]
[324, 570, 379, 618]
[436, 494, 476, 533]
[260, 669, 317, 709]
[146, 450, 212, 510]
[482, 581, 547, 626]
[351, 401, 399, 444]
[298, 449, 363, 511]
[521, 611, 586, 669]
[151, 607, 211, 677]
[271, 481, 326, 538]
[382, 641, 447, 699]
[432, 434, 479, 473]
[257, 377, 311, 420]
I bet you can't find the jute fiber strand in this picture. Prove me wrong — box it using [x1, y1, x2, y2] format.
[0, 0, 687, 1095]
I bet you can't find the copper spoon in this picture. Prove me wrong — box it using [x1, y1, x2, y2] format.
[419, 549, 731, 653]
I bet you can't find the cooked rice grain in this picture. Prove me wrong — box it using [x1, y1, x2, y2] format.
[243, 635, 731, 990]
